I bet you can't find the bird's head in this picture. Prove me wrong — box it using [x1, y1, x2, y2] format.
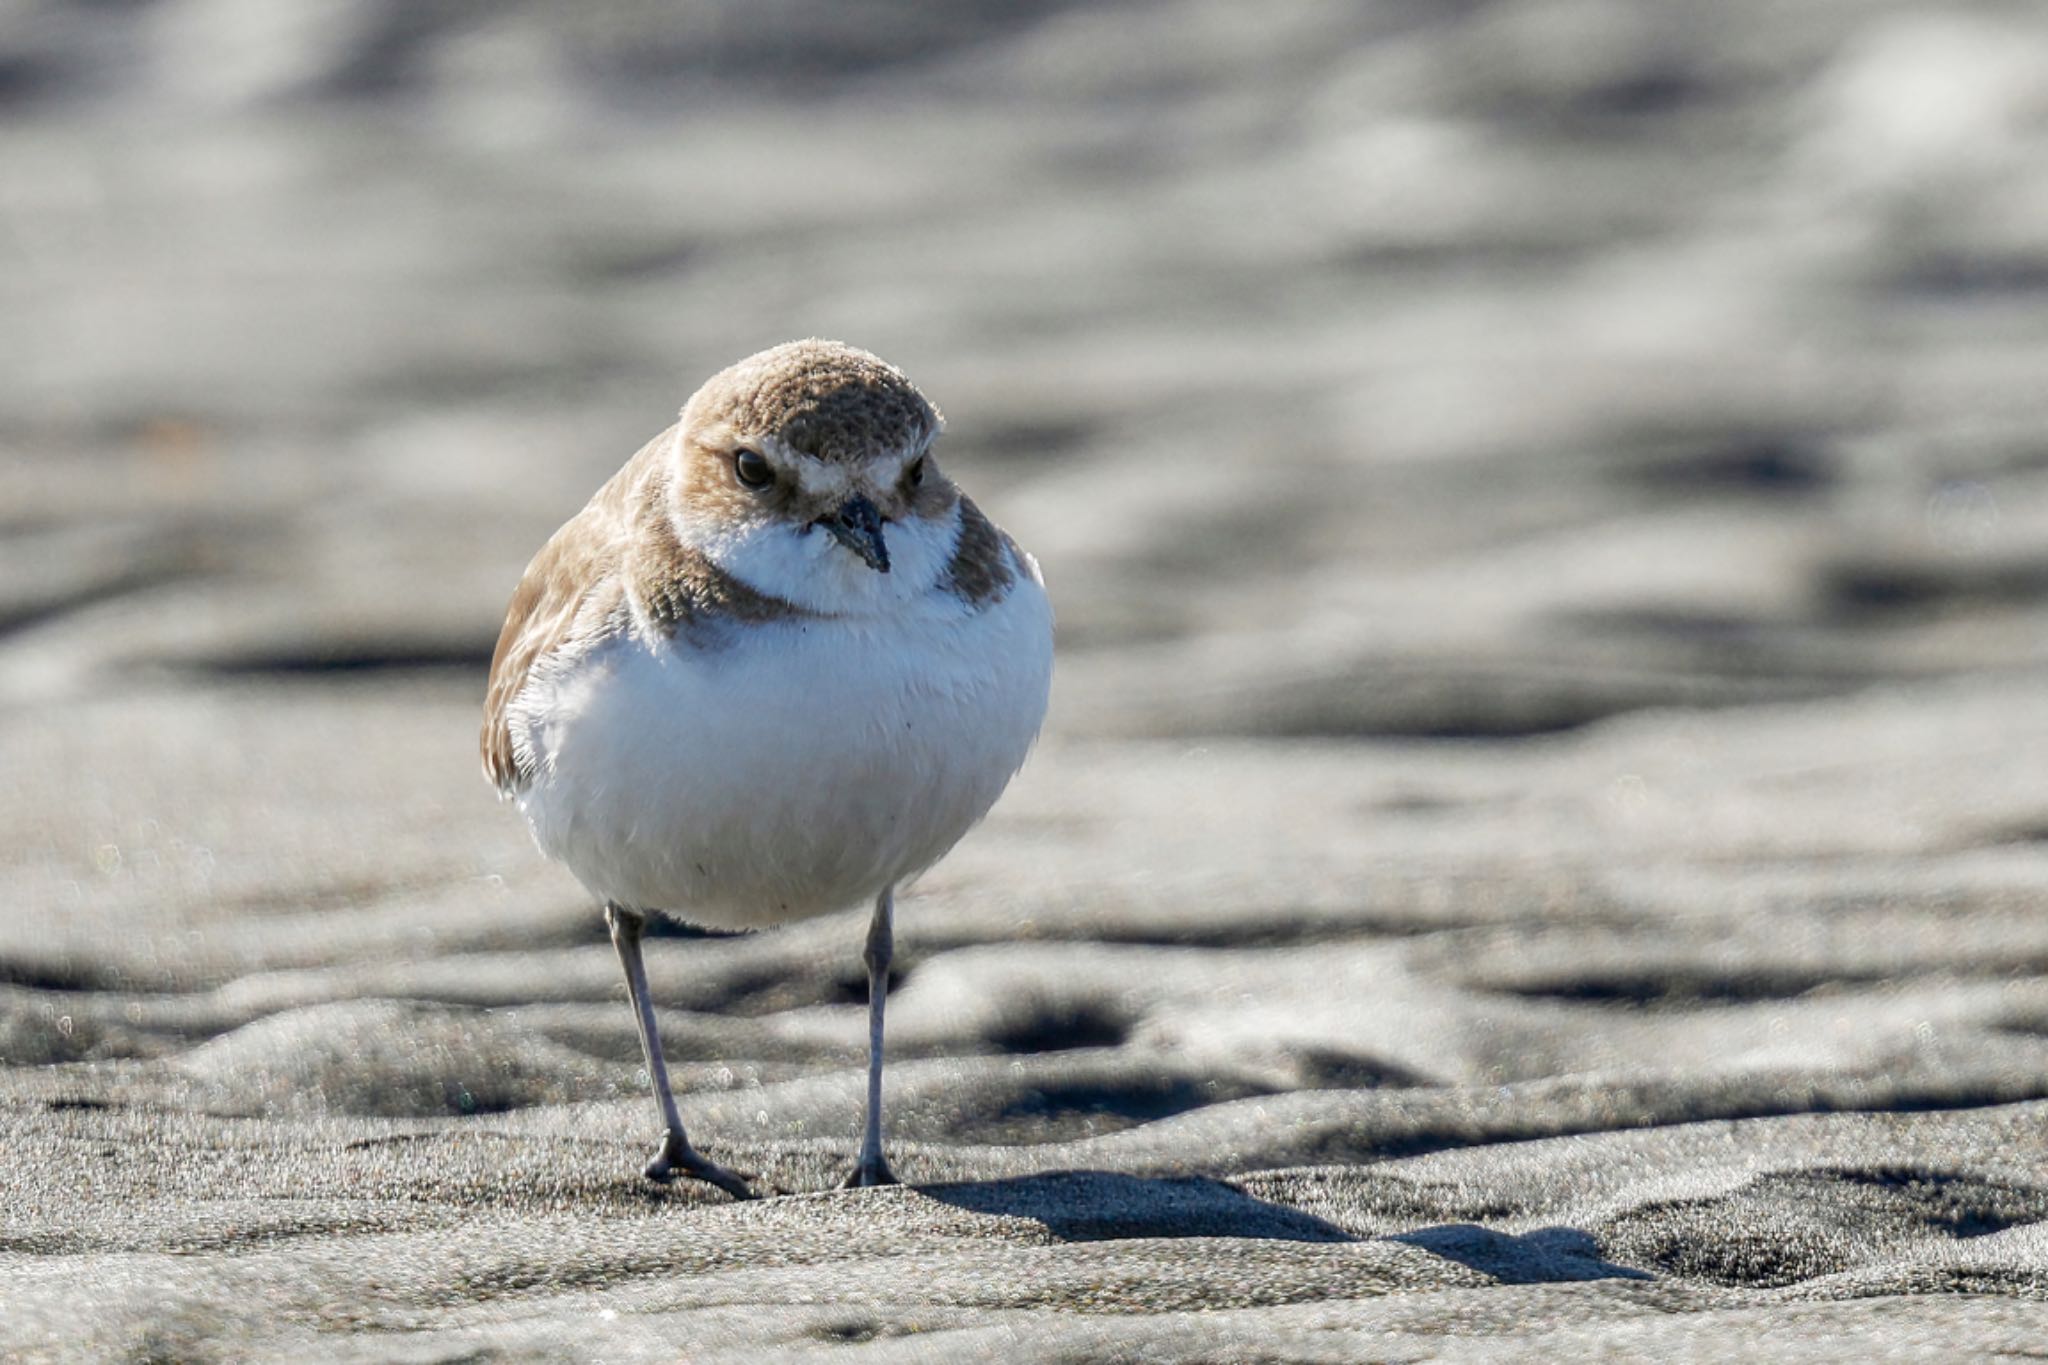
[668, 339, 961, 615]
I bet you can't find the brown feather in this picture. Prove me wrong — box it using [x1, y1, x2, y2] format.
[686, 339, 938, 464]
[943, 494, 1020, 608]
[479, 426, 801, 792]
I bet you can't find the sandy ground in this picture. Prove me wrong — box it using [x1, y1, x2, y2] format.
[8, 1, 2048, 1359]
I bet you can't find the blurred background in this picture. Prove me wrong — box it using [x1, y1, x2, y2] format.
[8, 0, 2048, 734]
[7, 0, 2048, 1153]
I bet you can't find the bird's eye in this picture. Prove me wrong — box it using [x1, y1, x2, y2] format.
[906, 456, 926, 489]
[733, 449, 774, 489]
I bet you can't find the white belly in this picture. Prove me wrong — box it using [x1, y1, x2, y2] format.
[510, 581, 1052, 928]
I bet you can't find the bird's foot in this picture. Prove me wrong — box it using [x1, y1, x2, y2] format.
[840, 1151, 900, 1189]
[644, 1132, 755, 1200]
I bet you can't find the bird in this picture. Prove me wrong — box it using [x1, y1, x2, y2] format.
[480, 339, 1054, 1198]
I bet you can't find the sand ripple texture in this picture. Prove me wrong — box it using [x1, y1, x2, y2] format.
[8, 0, 2048, 1359]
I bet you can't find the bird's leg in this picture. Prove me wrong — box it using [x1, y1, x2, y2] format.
[844, 885, 900, 1188]
[604, 902, 753, 1200]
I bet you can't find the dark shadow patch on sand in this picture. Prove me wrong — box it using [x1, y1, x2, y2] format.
[1988, 1011, 2048, 1041]
[1972, 820, 2048, 850]
[1479, 966, 1892, 1008]
[921, 1171, 1355, 1243]
[190, 639, 497, 678]
[1619, 435, 1837, 497]
[1893, 253, 2048, 299]
[0, 55, 61, 110]
[1287, 1046, 1427, 1090]
[829, 964, 911, 1006]
[0, 958, 110, 993]
[1390, 1223, 1652, 1284]
[558, 0, 1105, 95]
[983, 1001, 1131, 1054]
[805, 1315, 896, 1345]
[1820, 555, 2048, 619]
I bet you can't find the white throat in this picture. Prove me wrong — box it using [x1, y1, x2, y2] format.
[675, 498, 963, 616]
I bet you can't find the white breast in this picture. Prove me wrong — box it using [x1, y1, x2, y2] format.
[509, 574, 1053, 929]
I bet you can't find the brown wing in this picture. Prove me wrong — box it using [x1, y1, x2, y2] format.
[479, 428, 674, 792]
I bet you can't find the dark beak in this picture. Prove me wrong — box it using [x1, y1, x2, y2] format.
[818, 494, 890, 573]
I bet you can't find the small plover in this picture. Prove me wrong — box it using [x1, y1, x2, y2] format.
[481, 340, 1053, 1196]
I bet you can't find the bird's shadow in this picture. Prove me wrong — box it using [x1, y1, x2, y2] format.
[917, 1170, 1354, 1243]
[916, 1172, 1651, 1285]
[1388, 1223, 1652, 1284]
